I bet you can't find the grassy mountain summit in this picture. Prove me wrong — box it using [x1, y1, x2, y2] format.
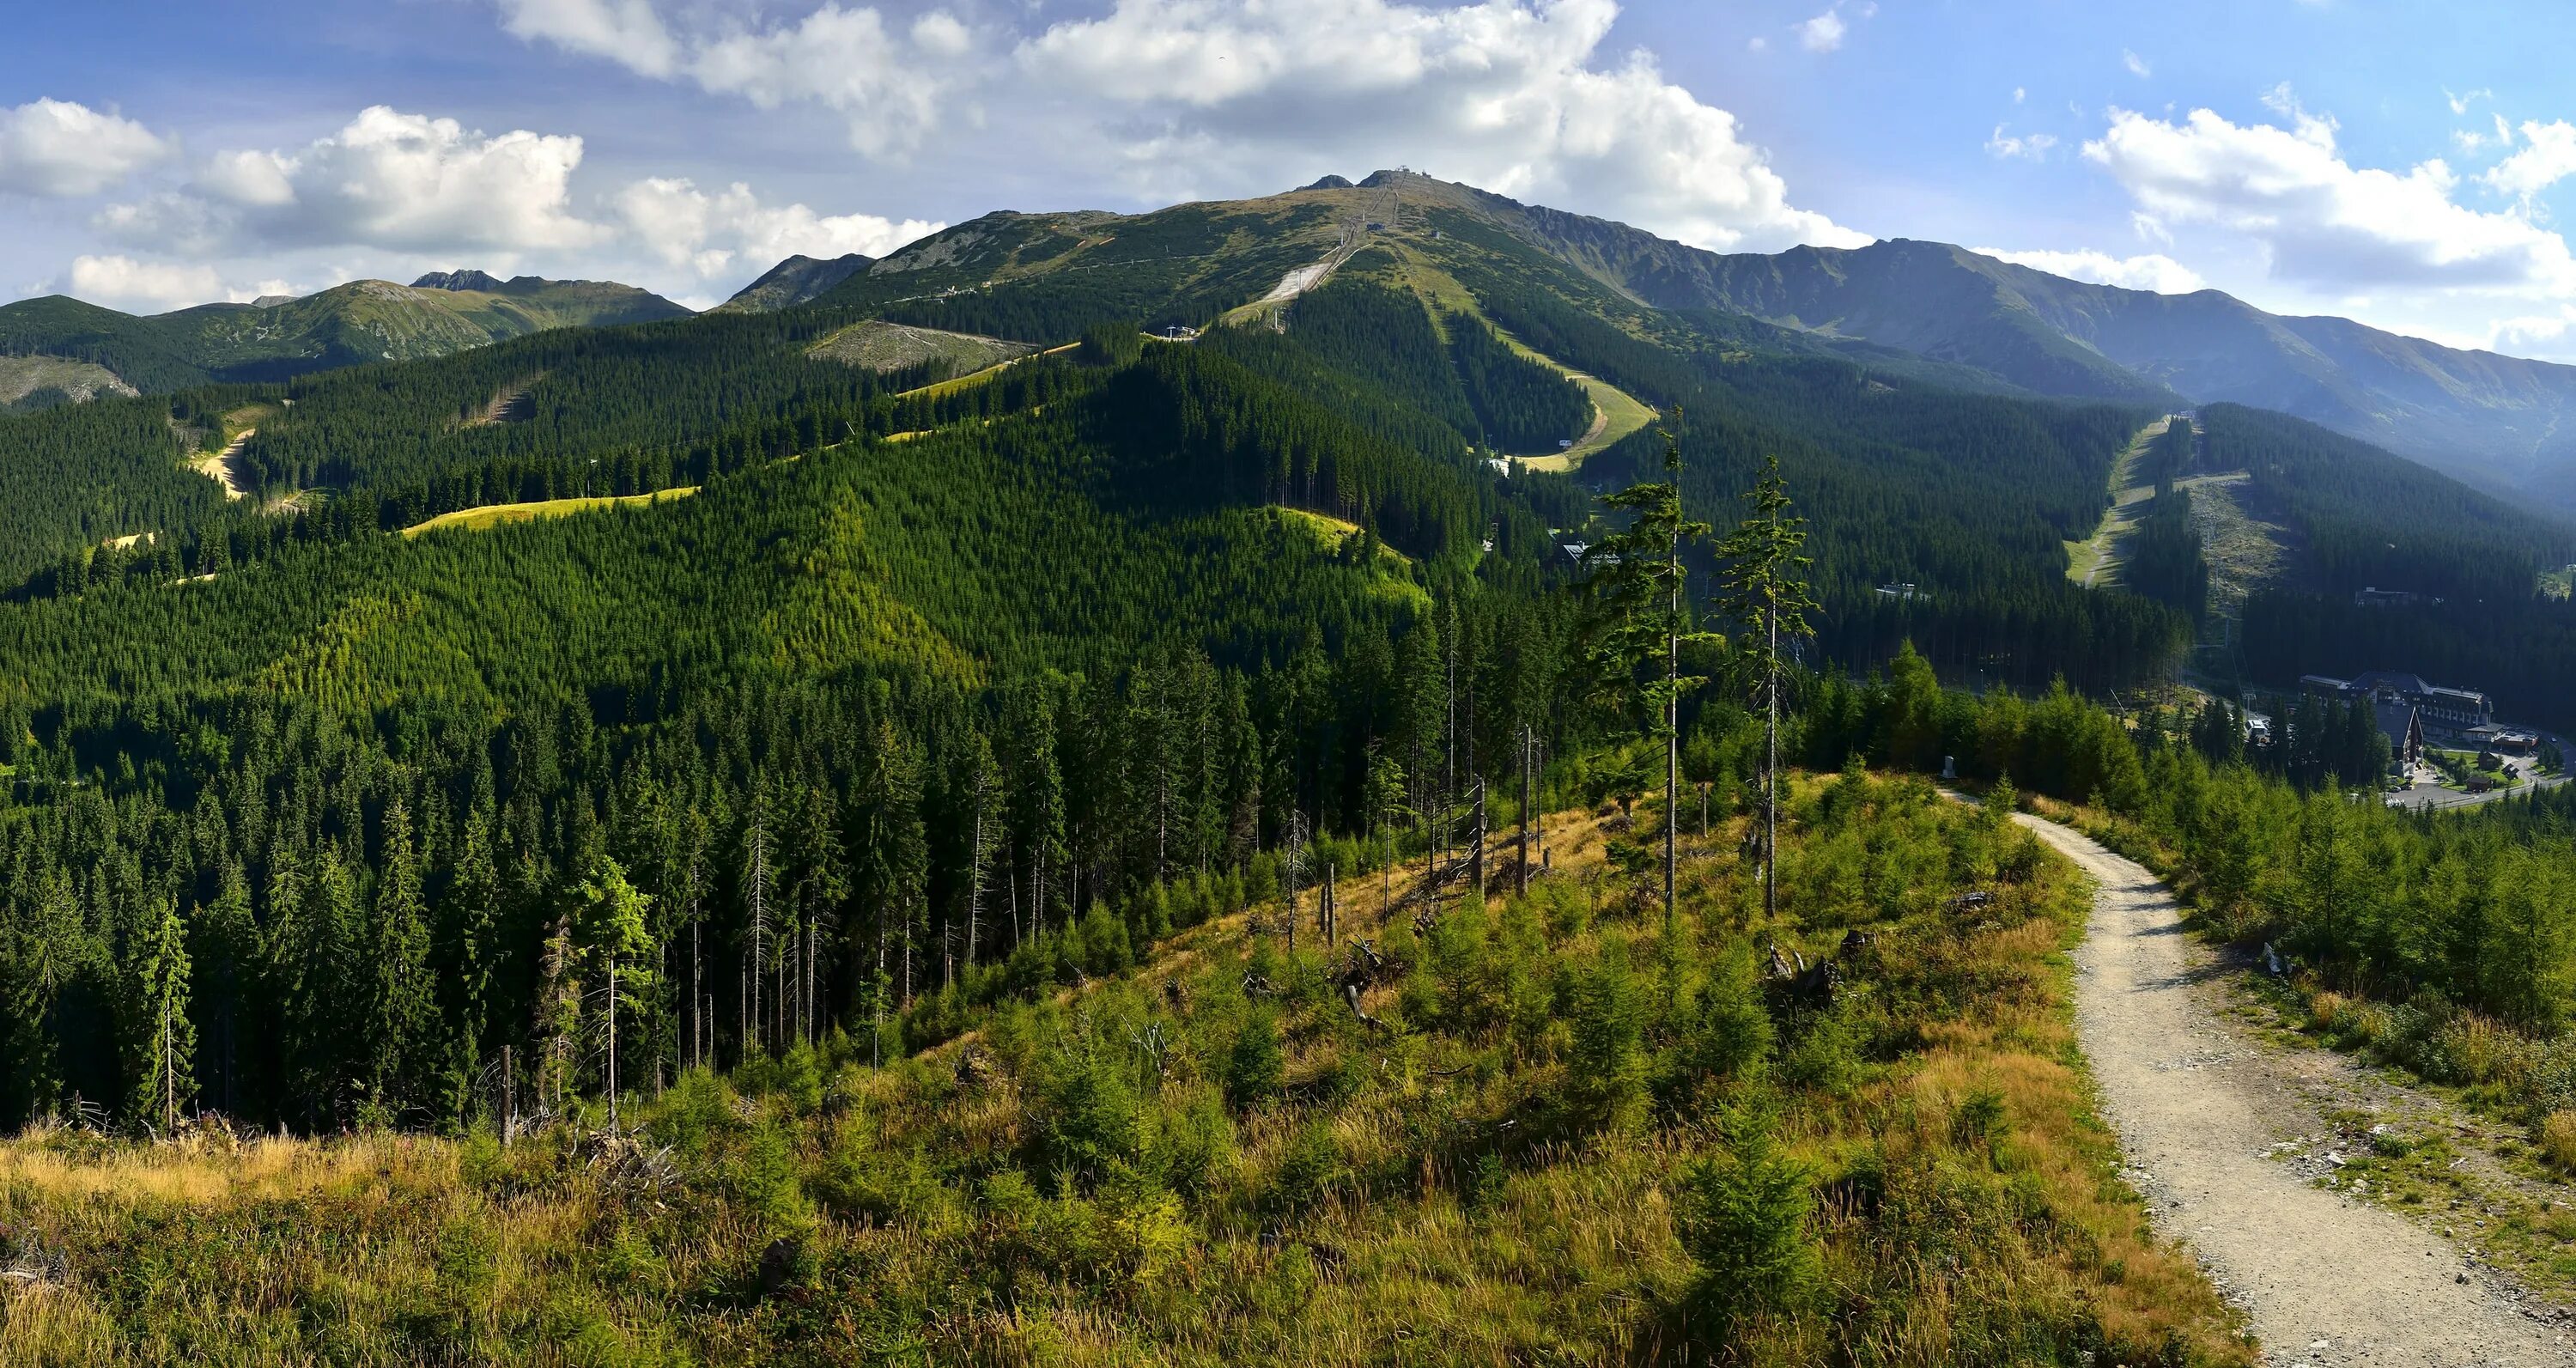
[0, 273, 692, 392]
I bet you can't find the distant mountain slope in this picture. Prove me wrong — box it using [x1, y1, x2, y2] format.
[0, 274, 692, 392]
[1539, 233, 2576, 512]
[0, 353, 140, 411]
[717, 252, 873, 312]
[801, 200, 1342, 339]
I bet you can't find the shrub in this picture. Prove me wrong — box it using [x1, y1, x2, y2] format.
[2538, 1111, 2576, 1170]
[1224, 1011, 1285, 1113]
[732, 1122, 811, 1236]
[1568, 938, 1648, 1127]
[1678, 1106, 1819, 1337]
[2433, 1013, 2530, 1087]
[2307, 991, 2347, 1034]
[1777, 1008, 1861, 1097]
[1150, 1089, 1236, 1197]
[1031, 1048, 1140, 1192]
[1680, 954, 1773, 1087]
[1272, 1117, 1345, 1214]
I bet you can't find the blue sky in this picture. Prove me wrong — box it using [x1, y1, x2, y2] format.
[6, 0, 2574, 358]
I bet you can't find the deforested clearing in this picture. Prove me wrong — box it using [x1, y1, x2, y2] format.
[808, 319, 1037, 379]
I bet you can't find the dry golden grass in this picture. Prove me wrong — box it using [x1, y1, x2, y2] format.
[2537, 1111, 2576, 1171]
[0, 780, 2250, 1365]
[398, 487, 697, 538]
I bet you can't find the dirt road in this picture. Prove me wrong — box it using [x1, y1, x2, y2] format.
[2022, 812, 2576, 1366]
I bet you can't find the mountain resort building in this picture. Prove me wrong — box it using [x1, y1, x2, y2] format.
[2301, 671, 2494, 734]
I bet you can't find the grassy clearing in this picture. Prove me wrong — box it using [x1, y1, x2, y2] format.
[896, 343, 1078, 401]
[1267, 507, 1431, 611]
[0, 773, 2246, 1365]
[1516, 374, 1655, 471]
[810, 319, 1036, 377]
[399, 487, 698, 538]
[2185, 474, 2287, 619]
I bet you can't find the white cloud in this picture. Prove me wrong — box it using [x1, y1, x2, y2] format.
[690, 6, 959, 158]
[64, 255, 292, 312]
[496, 0, 680, 77]
[2082, 103, 2576, 295]
[198, 149, 297, 206]
[1015, 0, 1864, 253]
[497, 0, 974, 158]
[1985, 125, 2057, 161]
[0, 98, 173, 198]
[2014, 87, 2026, 105]
[911, 11, 971, 58]
[2486, 120, 2576, 204]
[98, 106, 608, 259]
[1978, 246, 2205, 294]
[2130, 210, 2172, 246]
[2489, 307, 2576, 350]
[1795, 9, 1845, 52]
[613, 178, 942, 276]
[2122, 49, 2151, 79]
[2446, 87, 2491, 117]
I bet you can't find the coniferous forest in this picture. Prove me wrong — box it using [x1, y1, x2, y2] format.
[3, 172, 2576, 1365]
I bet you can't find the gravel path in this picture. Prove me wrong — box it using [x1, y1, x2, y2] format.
[2020, 812, 2576, 1367]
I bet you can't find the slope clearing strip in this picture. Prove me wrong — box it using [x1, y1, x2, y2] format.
[2064, 415, 2173, 587]
[1389, 249, 1655, 470]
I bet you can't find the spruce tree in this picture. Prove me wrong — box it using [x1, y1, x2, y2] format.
[371, 796, 435, 1114]
[575, 855, 657, 1128]
[1714, 453, 1819, 925]
[1583, 426, 1712, 931]
[125, 894, 195, 1134]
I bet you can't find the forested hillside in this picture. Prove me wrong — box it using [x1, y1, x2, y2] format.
[2179, 404, 2576, 728]
[4, 167, 2563, 1158]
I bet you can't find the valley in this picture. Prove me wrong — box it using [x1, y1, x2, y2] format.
[3, 164, 2576, 1368]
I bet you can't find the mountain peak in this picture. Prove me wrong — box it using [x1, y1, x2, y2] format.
[413, 269, 505, 293]
[717, 252, 878, 313]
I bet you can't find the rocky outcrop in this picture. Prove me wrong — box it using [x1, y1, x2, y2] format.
[412, 270, 506, 293]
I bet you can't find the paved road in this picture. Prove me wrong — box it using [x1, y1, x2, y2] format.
[2025, 811, 2575, 1366]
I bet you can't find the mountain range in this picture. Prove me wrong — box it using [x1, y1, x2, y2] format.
[1360, 178, 2576, 513]
[12, 172, 2573, 515]
[0, 272, 690, 401]
[687, 170, 2576, 514]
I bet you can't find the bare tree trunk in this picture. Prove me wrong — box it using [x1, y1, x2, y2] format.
[967, 800, 986, 973]
[1667, 531, 1680, 936]
[1519, 725, 1533, 897]
[607, 954, 618, 1131]
[1765, 601, 1779, 925]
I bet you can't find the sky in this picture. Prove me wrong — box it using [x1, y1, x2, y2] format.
[6, 0, 2576, 358]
